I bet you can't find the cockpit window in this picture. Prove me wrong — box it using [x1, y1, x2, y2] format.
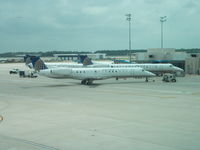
[169, 65, 173, 67]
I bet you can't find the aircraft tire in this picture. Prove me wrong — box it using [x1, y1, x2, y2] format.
[171, 79, 176, 82]
[81, 80, 86, 85]
[87, 80, 93, 85]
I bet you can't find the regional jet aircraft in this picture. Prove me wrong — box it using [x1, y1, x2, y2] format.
[26, 55, 155, 85]
[108, 64, 183, 74]
[24, 55, 183, 75]
[40, 67, 155, 85]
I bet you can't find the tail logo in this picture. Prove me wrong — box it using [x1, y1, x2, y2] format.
[24, 55, 47, 71]
[34, 59, 47, 71]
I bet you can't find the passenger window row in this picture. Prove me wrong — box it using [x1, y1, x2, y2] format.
[110, 65, 157, 69]
[75, 70, 127, 73]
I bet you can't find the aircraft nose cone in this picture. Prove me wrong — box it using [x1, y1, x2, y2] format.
[148, 71, 156, 77]
[144, 70, 155, 77]
[174, 67, 184, 72]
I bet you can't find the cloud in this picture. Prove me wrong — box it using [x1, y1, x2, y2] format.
[0, 0, 200, 52]
[82, 6, 108, 15]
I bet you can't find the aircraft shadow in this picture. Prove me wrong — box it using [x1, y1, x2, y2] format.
[76, 80, 153, 88]
[21, 80, 154, 89]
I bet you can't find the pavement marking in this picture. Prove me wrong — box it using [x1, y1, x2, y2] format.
[0, 135, 60, 150]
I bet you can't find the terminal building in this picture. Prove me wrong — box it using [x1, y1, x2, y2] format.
[53, 49, 200, 75]
[132, 48, 200, 75]
[53, 53, 106, 61]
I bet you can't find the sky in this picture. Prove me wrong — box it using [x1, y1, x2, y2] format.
[0, 0, 200, 53]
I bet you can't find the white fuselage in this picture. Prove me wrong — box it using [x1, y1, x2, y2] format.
[44, 63, 107, 68]
[39, 67, 155, 80]
[42, 63, 183, 73]
[108, 64, 183, 73]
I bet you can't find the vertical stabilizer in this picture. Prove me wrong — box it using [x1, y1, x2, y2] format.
[24, 55, 48, 71]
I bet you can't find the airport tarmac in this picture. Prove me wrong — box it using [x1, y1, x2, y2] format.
[0, 63, 200, 150]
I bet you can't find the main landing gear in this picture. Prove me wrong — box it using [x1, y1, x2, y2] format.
[81, 79, 93, 85]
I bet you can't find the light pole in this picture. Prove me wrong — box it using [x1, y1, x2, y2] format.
[125, 13, 132, 62]
[160, 16, 167, 49]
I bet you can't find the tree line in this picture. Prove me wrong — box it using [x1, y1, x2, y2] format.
[0, 49, 200, 57]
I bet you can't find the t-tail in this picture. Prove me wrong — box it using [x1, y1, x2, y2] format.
[24, 55, 48, 71]
[77, 55, 93, 66]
